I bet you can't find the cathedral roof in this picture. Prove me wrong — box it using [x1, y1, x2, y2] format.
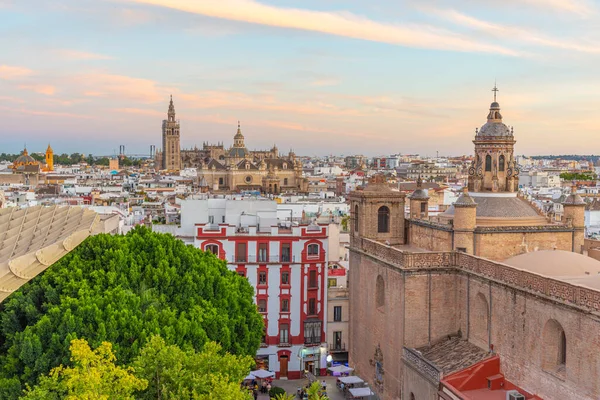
[237, 159, 258, 170]
[476, 90, 513, 138]
[14, 148, 37, 166]
[206, 159, 226, 170]
[478, 120, 512, 137]
[442, 195, 542, 218]
[264, 158, 291, 169]
[504, 250, 600, 278]
[229, 147, 248, 158]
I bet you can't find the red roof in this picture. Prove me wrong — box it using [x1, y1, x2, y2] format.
[441, 356, 542, 400]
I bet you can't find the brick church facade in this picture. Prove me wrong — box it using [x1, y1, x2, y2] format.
[348, 94, 600, 399]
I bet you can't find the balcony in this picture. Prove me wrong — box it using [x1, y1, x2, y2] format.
[330, 343, 346, 352]
[229, 255, 296, 264]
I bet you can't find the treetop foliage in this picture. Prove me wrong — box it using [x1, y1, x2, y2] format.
[0, 227, 263, 396]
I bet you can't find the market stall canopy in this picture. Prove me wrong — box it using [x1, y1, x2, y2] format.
[250, 369, 275, 379]
[349, 387, 374, 398]
[328, 365, 354, 374]
[339, 376, 364, 385]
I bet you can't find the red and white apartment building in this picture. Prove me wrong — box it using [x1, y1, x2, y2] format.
[174, 198, 329, 379]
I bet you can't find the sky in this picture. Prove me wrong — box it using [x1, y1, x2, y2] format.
[1, 0, 599, 157]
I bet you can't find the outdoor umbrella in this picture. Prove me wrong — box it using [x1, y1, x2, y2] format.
[328, 365, 355, 374]
[250, 369, 276, 379]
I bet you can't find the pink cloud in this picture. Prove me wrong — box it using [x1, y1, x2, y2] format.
[76, 73, 167, 103]
[113, 107, 164, 116]
[0, 65, 33, 80]
[128, 0, 518, 56]
[18, 84, 56, 95]
[0, 105, 93, 119]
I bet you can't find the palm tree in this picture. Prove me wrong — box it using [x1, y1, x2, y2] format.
[306, 381, 329, 400]
[273, 393, 296, 400]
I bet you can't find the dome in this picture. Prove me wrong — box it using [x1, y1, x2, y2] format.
[478, 121, 511, 137]
[476, 99, 513, 138]
[504, 250, 600, 278]
[14, 149, 36, 165]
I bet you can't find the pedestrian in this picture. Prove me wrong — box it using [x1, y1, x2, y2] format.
[321, 379, 327, 390]
[262, 381, 267, 393]
[267, 382, 271, 392]
[253, 389, 258, 400]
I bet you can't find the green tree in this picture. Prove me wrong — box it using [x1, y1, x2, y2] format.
[95, 157, 110, 166]
[22, 338, 147, 400]
[560, 172, 597, 181]
[306, 381, 329, 400]
[133, 336, 253, 400]
[272, 392, 295, 400]
[0, 227, 263, 396]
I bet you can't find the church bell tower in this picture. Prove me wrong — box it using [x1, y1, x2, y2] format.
[468, 85, 519, 193]
[45, 144, 54, 172]
[161, 95, 181, 171]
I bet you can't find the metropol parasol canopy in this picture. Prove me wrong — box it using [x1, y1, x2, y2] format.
[0, 205, 108, 303]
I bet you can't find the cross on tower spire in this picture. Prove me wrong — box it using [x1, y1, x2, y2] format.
[492, 81, 499, 102]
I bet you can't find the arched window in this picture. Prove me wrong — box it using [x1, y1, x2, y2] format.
[308, 243, 319, 256]
[376, 275, 385, 309]
[499, 155, 505, 172]
[485, 155, 492, 172]
[542, 319, 567, 373]
[378, 206, 390, 233]
[205, 244, 219, 255]
[218, 177, 224, 185]
[354, 205, 359, 232]
[471, 293, 489, 349]
[283, 163, 287, 169]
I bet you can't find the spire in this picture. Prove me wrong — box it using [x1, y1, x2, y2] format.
[167, 95, 175, 120]
[492, 81, 499, 102]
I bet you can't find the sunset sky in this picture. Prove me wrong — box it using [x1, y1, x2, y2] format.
[1, 0, 599, 157]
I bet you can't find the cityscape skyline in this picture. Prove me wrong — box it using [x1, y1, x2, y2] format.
[2, 0, 600, 155]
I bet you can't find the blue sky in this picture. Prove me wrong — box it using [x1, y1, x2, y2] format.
[1, 0, 599, 156]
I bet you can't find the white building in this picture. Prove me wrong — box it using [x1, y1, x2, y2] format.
[157, 198, 330, 379]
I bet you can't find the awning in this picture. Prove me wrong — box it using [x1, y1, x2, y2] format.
[349, 387, 374, 398]
[250, 369, 275, 379]
[339, 376, 364, 385]
[328, 365, 354, 374]
[331, 353, 348, 363]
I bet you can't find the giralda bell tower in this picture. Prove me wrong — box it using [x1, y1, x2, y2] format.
[161, 95, 181, 171]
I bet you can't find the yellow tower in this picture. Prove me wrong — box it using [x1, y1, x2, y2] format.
[45, 144, 54, 172]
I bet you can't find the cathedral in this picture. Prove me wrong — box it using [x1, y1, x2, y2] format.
[155, 97, 308, 193]
[348, 90, 600, 399]
[0, 145, 54, 186]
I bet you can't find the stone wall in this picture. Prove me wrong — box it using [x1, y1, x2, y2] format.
[350, 239, 600, 399]
[402, 354, 439, 400]
[349, 250, 405, 399]
[408, 222, 453, 252]
[474, 229, 573, 261]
